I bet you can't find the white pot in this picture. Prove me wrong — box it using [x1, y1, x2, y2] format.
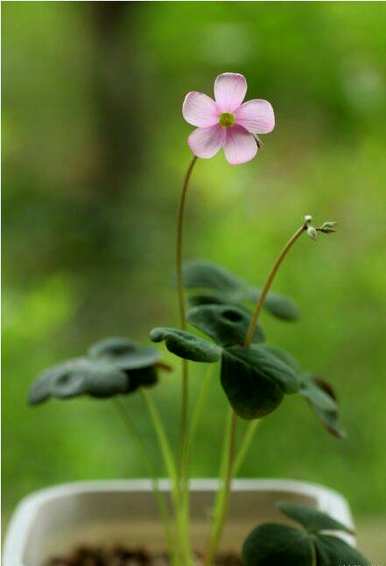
[4, 478, 355, 565]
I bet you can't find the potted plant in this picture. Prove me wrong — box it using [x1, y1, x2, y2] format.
[4, 73, 370, 565]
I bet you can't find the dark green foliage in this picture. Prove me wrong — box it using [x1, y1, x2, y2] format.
[188, 293, 235, 308]
[315, 534, 370, 566]
[300, 375, 345, 438]
[242, 523, 315, 565]
[183, 260, 299, 322]
[248, 288, 300, 321]
[261, 345, 300, 372]
[220, 343, 301, 419]
[88, 337, 160, 370]
[242, 502, 369, 566]
[187, 304, 264, 346]
[228, 345, 300, 394]
[149, 327, 221, 362]
[277, 502, 354, 534]
[183, 260, 243, 292]
[220, 347, 285, 419]
[123, 366, 158, 394]
[28, 358, 129, 404]
[28, 337, 162, 405]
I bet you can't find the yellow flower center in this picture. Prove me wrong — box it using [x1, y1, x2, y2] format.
[219, 112, 235, 127]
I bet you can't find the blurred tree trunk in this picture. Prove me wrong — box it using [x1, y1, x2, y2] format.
[89, 1, 143, 197]
[72, 3, 147, 334]
[78, 1, 145, 268]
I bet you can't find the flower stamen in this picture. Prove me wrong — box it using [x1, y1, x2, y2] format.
[219, 112, 235, 128]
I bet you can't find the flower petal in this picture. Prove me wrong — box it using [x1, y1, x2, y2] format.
[214, 73, 247, 112]
[188, 125, 226, 159]
[182, 91, 219, 127]
[223, 125, 258, 165]
[235, 99, 275, 134]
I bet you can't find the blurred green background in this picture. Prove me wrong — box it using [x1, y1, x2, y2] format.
[3, 1, 386, 560]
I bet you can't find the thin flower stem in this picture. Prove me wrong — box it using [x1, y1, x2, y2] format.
[188, 364, 216, 450]
[205, 220, 309, 564]
[175, 156, 198, 564]
[112, 399, 175, 561]
[204, 410, 238, 566]
[140, 389, 178, 501]
[177, 156, 198, 473]
[243, 222, 307, 348]
[233, 419, 261, 476]
[140, 389, 192, 564]
[176, 156, 198, 330]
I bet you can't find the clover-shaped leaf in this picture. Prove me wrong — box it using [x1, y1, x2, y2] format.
[227, 344, 300, 394]
[183, 260, 243, 293]
[187, 292, 234, 308]
[80, 360, 132, 398]
[220, 344, 301, 419]
[242, 502, 369, 566]
[28, 366, 58, 405]
[124, 366, 159, 394]
[249, 288, 300, 321]
[88, 337, 162, 393]
[242, 523, 315, 566]
[262, 345, 300, 372]
[277, 502, 354, 534]
[183, 260, 299, 322]
[221, 347, 284, 420]
[300, 375, 345, 438]
[28, 358, 129, 405]
[187, 304, 264, 347]
[315, 534, 369, 565]
[28, 337, 163, 405]
[88, 337, 160, 369]
[150, 327, 221, 363]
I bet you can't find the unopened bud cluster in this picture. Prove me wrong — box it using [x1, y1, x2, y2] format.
[303, 215, 337, 241]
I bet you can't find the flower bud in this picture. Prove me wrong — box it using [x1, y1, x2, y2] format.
[318, 221, 337, 234]
[304, 214, 313, 225]
[307, 226, 318, 240]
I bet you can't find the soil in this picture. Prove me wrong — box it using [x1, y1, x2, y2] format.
[46, 546, 242, 565]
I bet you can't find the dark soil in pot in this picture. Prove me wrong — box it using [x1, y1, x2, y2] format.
[47, 545, 242, 565]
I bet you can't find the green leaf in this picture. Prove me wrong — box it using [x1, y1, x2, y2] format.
[88, 337, 160, 370]
[28, 366, 57, 405]
[149, 327, 221, 363]
[183, 260, 243, 292]
[258, 345, 301, 373]
[260, 291, 300, 321]
[48, 358, 90, 399]
[315, 534, 370, 566]
[183, 260, 300, 323]
[29, 358, 90, 404]
[277, 502, 354, 534]
[220, 348, 284, 419]
[187, 304, 264, 346]
[187, 291, 238, 308]
[227, 345, 300, 394]
[80, 360, 130, 398]
[28, 358, 129, 404]
[242, 523, 315, 566]
[300, 375, 345, 438]
[300, 377, 337, 412]
[123, 366, 158, 394]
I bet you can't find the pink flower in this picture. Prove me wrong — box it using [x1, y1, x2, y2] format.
[182, 72, 275, 165]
